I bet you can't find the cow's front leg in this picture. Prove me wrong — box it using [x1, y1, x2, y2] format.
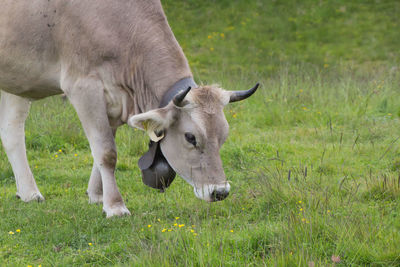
[64, 78, 130, 217]
[87, 164, 103, 204]
[0, 92, 44, 202]
[87, 128, 117, 204]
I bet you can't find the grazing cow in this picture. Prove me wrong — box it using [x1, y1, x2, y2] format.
[0, 0, 258, 217]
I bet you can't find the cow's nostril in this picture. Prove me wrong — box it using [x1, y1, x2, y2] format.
[211, 189, 229, 201]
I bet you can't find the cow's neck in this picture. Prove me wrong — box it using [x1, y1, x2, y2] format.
[120, 53, 193, 116]
[141, 56, 192, 109]
[114, 53, 193, 127]
[114, 4, 194, 123]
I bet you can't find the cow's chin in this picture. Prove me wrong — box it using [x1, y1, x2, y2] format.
[193, 183, 231, 202]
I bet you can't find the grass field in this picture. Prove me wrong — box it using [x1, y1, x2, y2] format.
[1, 0, 400, 266]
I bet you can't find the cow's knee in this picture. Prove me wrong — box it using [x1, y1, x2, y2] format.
[0, 94, 30, 153]
[100, 147, 117, 169]
[0, 125, 23, 153]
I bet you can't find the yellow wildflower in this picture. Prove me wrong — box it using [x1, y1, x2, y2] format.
[301, 218, 306, 222]
[300, 208, 303, 211]
[147, 225, 151, 228]
[324, 64, 329, 68]
[190, 229, 195, 233]
[59, 149, 62, 153]
[55, 154, 58, 158]
[74, 153, 78, 157]
[230, 229, 234, 233]
[193, 233, 198, 236]
[178, 224, 185, 228]
[210, 47, 214, 51]
[175, 217, 179, 220]
[298, 200, 302, 204]
[220, 33, 225, 38]
[162, 228, 167, 233]
[16, 229, 21, 233]
[88, 243, 93, 246]
[168, 229, 172, 232]
[208, 35, 212, 39]
[9, 231, 14, 235]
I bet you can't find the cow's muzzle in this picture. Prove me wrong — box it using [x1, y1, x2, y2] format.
[194, 183, 231, 202]
[211, 188, 230, 201]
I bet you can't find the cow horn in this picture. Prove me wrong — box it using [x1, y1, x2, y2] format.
[229, 83, 260, 103]
[173, 86, 191, 106]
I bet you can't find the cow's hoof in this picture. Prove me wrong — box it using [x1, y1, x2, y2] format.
[103, 204, 131, 218]
[16, 191, 45, 202]
[87, 191, 103, 204]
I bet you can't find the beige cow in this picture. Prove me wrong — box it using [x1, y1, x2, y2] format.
[0, 0, 258, 217]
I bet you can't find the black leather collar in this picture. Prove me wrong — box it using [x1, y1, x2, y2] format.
[159, 77, 198, 108]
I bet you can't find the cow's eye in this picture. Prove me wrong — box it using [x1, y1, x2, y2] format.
[184, 132, 197, 146]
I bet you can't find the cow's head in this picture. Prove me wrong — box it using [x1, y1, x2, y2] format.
[128, 83, 259, 202]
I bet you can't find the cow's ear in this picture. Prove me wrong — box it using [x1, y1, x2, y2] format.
[128, 107, 176, 142]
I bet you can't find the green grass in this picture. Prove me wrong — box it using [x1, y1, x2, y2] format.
[1, 0, 400, 266]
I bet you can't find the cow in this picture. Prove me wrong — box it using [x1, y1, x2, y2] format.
[0, 0, 259, 217]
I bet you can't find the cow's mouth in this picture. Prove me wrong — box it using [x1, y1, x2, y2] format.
[211, 189, 229, 201]
[193, 183, 231, 202]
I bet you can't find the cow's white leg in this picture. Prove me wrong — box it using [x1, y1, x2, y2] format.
[64, 78, 130, 217]
[87, 164, 103, 203]
[0, 92, 44, 202]
[87, 128, 118, 204]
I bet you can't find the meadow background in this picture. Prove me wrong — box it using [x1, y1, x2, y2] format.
[1, 0, 400, 266]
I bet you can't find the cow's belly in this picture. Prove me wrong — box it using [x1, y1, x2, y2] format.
[0, 62, 62, 100]
[0, 85, 62, 100]
[0, 1, 63, 99]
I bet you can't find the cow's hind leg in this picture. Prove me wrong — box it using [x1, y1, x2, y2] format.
[0, 92, 44, 202]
